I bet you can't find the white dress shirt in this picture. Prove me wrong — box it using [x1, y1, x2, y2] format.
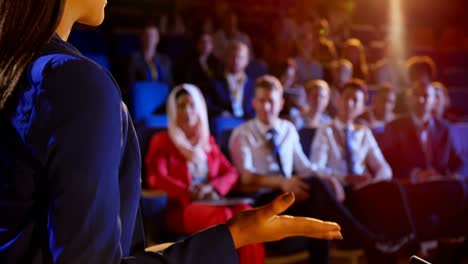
[310, 118, 392, 183]
[229, 118, 316, 179]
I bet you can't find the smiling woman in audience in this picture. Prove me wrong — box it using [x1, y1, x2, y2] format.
[145, 84, 265, 263]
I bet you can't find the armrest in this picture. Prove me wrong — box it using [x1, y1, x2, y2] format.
[141, 189, 167, 198]
[145, 242, 175, 253]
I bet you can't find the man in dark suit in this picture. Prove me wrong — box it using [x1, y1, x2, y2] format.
[128, 23, 173, 86]
[382, 81, 465, 241]
[382, 81, 462, 179]
[207, 40, 255, 119]
[181, 33, 222, 95]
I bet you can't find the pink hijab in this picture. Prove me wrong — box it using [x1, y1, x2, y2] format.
[166, 84, 211, 166]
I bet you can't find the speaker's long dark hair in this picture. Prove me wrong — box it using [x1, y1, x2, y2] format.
[0, 0, 64, 109]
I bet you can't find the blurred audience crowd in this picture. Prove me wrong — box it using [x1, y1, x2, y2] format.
[72, 1, 468, 263]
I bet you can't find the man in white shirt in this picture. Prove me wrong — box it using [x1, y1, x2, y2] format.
[311, 79, 392, 185]
[310, 79, 416, 256]
[229, 76, 410, 263]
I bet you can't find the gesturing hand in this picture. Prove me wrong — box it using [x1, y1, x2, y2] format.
[226, 192, 342, 249]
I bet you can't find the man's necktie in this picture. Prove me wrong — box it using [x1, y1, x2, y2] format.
[147, 60, 158, 81]
[266, 128, 286, 177]
[344, 127, 356, 175]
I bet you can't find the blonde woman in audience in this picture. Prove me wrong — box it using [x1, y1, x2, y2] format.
[295, 80, 332, 130]
[358, 83, 397, 132]
[329, 59, 353, 117]
[294, 33, 324, 83]
[145, 84, 265, 263]
[341, 38, 369, 81]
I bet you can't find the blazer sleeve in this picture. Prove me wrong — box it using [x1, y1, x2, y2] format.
[128, 224, 238, 264]
[34, 58, 125, 263]
[208, 139, 238, 196]
[144, 133, 191, 205]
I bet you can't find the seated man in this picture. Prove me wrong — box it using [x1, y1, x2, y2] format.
[357, 83, 397, 134]
[229, 75, 409, 263]
[207, 41, 255, 119]
[383, 81, 462, 180]
[382, 81, 465, 240]
[128, 23, 173, 86]
[310, 79, 416, 247]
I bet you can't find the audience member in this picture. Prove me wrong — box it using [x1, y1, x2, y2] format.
[431, 81, 450, 121]
[382, 81, 466, 241]
[207, 41, 255, 119]
[341, 38, 369, 81]
[145, 84, 264, 263]
[229, 75, 410, 263]
[331, 59, 354, 92]
[311, 79, 390, 185]
[294, 33, 324, 83]
[310, 79, 416, 262]
[128, 23, 173, 86]
[182, 33, 222, 95]
[328, 59, 353, 116]
[276, 59, 307, 125]
[382, 81, 462, 180]
[371, 42, 408, 92]
[213, 12, 253, 60]
[295, 79, 332, 130]
[394, 56, 438, 115]
[358, 83, 397, 132]
[312, 19, 338, 67]
[406, 56, 437, 85]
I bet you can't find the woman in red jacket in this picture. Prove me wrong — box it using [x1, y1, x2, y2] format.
[145, 84, 264, 263]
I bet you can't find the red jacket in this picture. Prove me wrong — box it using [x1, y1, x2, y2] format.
[145, 131, 238, 206]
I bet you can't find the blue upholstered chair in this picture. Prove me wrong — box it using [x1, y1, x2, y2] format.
[210, 116, 245, 139]
[131, 81, 170, 128]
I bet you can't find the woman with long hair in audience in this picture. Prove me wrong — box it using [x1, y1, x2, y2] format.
[341, 38, 369, 81]
[145, 84, 265, 263]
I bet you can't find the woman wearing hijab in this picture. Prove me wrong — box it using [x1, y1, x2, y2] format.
[145, 84, 264, 263]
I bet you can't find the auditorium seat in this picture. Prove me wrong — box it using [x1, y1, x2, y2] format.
[131, 81, 170, 127]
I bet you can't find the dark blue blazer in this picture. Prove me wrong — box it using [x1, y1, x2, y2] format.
[381, 115, 462, 179]
[0, 35, 237, 264]
[128, 51, 173, 86]
[207, 76, 255, 119]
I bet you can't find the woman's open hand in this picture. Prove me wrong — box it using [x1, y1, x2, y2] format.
[226, 192, 342, 248]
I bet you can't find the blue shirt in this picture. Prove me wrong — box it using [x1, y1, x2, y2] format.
[0, 35, 236, 263]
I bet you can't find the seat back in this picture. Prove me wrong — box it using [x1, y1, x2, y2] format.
[131, 81, 169, 122]
[298, 128, 318, 157]
[211, 116, 245, 139]
[217, 129, 234, 161]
